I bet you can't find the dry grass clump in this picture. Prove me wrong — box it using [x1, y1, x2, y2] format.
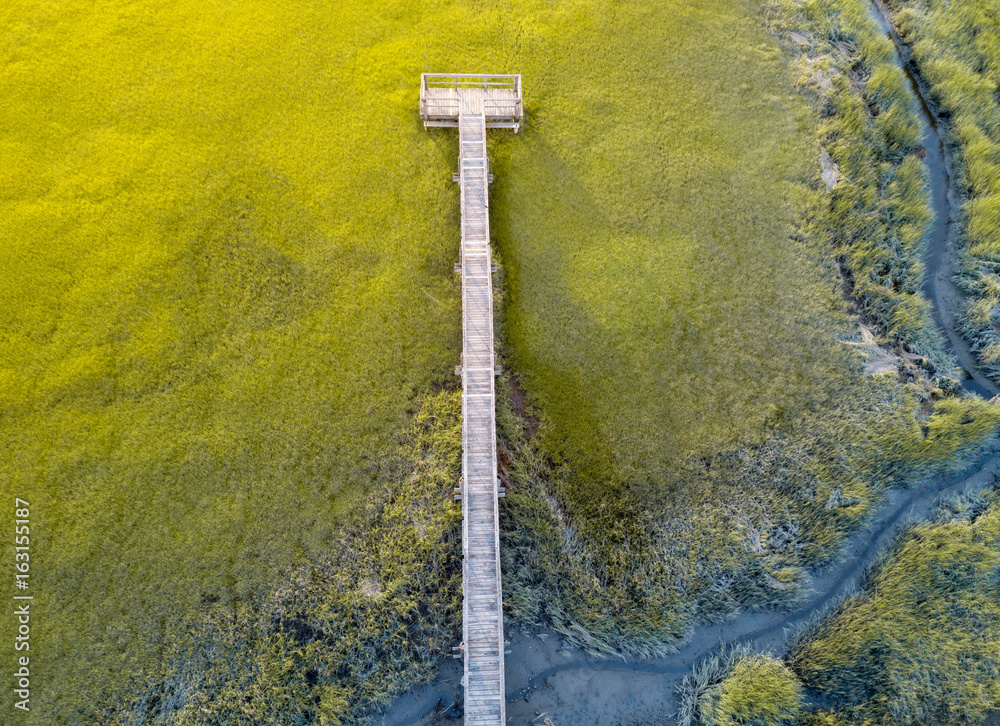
[678, 646, 804, 726]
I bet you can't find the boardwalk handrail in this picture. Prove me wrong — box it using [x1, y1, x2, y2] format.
[421, 73, 521, 95]
[419, 73, 523, 131]
[423, 98, 461, 118]
[483, 98, 522, 119]
[457, 112, 505, 725]
[424, 99, 519, 120]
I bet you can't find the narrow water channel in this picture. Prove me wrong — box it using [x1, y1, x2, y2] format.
[868, 0, 997, 398]
[375, 5, 999, 724]
[376, 449, 1000, 726]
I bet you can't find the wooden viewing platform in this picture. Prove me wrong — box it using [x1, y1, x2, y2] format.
[420, 73, 523, 725]
[420, 73, 523, 130]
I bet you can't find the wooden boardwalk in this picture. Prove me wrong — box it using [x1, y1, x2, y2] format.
[421, 73, 523, 726]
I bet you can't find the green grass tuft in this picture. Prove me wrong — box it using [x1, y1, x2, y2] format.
[791, 488, 1000, 724]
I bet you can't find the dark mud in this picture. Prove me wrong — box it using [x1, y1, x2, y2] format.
[506, 376, 540, 441]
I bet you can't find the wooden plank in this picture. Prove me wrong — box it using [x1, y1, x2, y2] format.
[420, 74, 522, 131]
[422, 78, 520, 725]
[457, 111, 505, 726]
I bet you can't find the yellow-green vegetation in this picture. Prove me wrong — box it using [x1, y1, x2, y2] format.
[109, 392, 463, 725]
[784, 0, 942, 362]
[708, 656, 804, 726]
[791, 488, 1000, 724]
[3, 0, 475, 719]
[883, 0, 1000, 378]
[502, 371, 995, 653]
[677, 646, 803, 726]
[498, 0, 1000, 656]
[683, 490, 999, 726]
[2, 0, 999, 721]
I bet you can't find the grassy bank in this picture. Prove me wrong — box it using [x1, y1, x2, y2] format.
[678, 646, 804, 726]
[883, 0, 1000, 379]
[496, 0, 999, 656]
[791, 487, 1000, 724]
[500, 370, 999, 655]
[674, 487, 999, 726]
[783, 0, 944, 365]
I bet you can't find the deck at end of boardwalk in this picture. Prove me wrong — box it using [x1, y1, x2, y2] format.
[420, 73, 523, 130]
[421, 72, 522, 725]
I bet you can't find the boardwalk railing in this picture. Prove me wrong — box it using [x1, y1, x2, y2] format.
[483, 99, 521, 121]
[458, 112, 505, 725]
[421, 73, 523, 726]
[420, 73, 523, 130]
[422, 73, 521, 92]
[423, 98, 460, 118]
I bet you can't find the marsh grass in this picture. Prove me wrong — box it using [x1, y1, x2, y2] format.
[91, 391, 462, 725]
[789, 487, 1000, 723]
[677, 644, 757, 726]
[499, 363, 1000, 657]
[881, 0, 1000, 379]
[495, 0, 1000, 659]
[679, 489, 1000, 725]
[780, 0, 946, 366]
[678, 646, 804, 726]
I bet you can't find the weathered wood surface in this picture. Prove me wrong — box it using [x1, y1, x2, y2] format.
[421, 73, 521, 724]
[458, 111, 506, 726]
[420, 73, 523, 130]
